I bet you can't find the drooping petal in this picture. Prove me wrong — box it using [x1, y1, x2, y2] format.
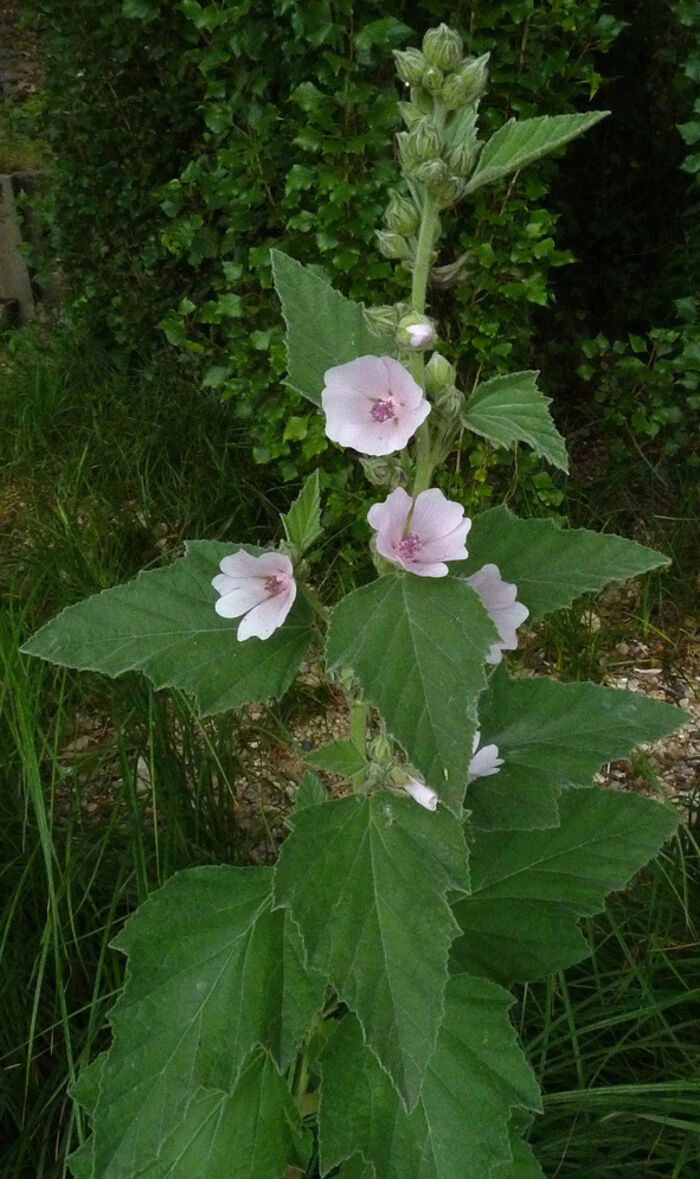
[468, 730, 503, 780]
[466, 563, 529, 664]
[401, 775, 438, 811]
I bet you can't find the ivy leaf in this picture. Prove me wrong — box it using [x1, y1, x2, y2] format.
[82, 866, 320, 1178]
[282, 470, 323, 551]
[454, 506, 669, 620]
[469, 665, 687, 830]
[304, 738, 367, 777]
[452, 787, 678, 984]
[326, 575, 498, 814]
[461, 370, 568, 472]
[271, 249, 394, 405]
[21, 542, 313, 715]
[318, 975, 541, 1178]
[274, 791, 470, 1110]
[466, 112, 609, 193]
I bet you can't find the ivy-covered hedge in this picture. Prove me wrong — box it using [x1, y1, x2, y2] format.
[26, 0, 621, 494]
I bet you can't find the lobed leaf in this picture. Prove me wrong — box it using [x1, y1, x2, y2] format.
[21, 541, 313, 715]
[274, 791, 470, 1110]
[271, 249, 394, 405]
[282, 469, 323, 551]
[318, 975, 541, 1178]
[326, 574, 498, 814]
[455, 505, 670, 620]
[462, 370, 568, 471]
[452, 787, 678, 983]
[465, 111, 609, 193]
[79, 866, 321, 1178]
[469, 665, 687, 830]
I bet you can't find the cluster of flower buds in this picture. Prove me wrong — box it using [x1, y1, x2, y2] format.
[424, 351, 463, 419]
[391, 23, 490, 208]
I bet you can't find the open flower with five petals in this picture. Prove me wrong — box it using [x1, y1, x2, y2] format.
[322, 355, 430, 456]
[368, 486, 470, 577]
[212, 551, 296, 641]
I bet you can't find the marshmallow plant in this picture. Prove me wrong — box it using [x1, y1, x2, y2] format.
[24, 23, 688, 1179]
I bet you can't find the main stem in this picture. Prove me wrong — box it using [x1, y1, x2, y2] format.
[410, 189, 440, 498]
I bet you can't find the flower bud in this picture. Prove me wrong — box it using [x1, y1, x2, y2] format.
[411, 118, 442, 162]
[369, 733, 394, 766]
[397, 100, 424, 130]
[410, 86, 433, 115]
[434, 173, 467, 208]
[384, 191, 420, 235]
[359, 455, 398, 486]
[422, 65, 445, 95]
[375, 229, 413, 261]
[441, 73, 468, 111]
[424, 351, 456, 394]
[446, 142, 475, 177]
[397, 313, 436, 349]
[422, 23, 463, 72]
[365, 304, 398, 333]
[457, 52, 490, 100]
[435, 383, 464, 417]
[393, 47, 426, 87]
[412, 158, 449, 190]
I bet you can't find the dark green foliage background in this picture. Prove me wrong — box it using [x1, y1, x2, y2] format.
[23, 0, 698, 534]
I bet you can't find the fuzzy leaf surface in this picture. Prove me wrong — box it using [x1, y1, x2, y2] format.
[469, 666, 687, 830]
[271, 249, 394, 405]
[453, 787, 677, 983]
[274, 791, 470, 1110]
[318, 975, 541, 1178]
[282, 469, 323, 551]
[462, 371, 568, 471]
[83, 866, 321, 1178]
[326, 574, 498, 813]
[22, 541, 312, 714]
[455, 506, 669, 620]
[466, 111, 608, 193]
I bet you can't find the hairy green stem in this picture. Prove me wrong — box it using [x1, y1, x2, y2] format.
[298, 581, 328, 622]
[410, 190, 440, 497]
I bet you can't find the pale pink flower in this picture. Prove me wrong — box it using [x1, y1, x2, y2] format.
[212, 551, 296, 641]
[322, 355, 430, 456]
[401, 775, 438, 811]
[404, 322, 436, 348]
[466, 563, 529, 663]
[367, 486, 470, 577]
[468, 731, 503, 781]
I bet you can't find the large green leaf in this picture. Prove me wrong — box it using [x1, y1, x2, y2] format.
[304, 737, 367, 777]
[465, 111, 608, 193]
[469, 666, 687, 830]
[21, 541, 313, 715]
[455, 506, 669, 620]
[326, 574, 498, 814]
[462, 370, 568, 472]
[318, 974, 541, 1178]
[452, 787, 677, 984]
[274, 791, 470, 1110]
[271, 249, 394, 405]
[80, 866, 320, 1178]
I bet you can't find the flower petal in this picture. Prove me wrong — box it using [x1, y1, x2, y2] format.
[236, 581, 296, 641]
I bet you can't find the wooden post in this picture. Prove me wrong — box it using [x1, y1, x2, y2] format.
[0, 172, 35, 323]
